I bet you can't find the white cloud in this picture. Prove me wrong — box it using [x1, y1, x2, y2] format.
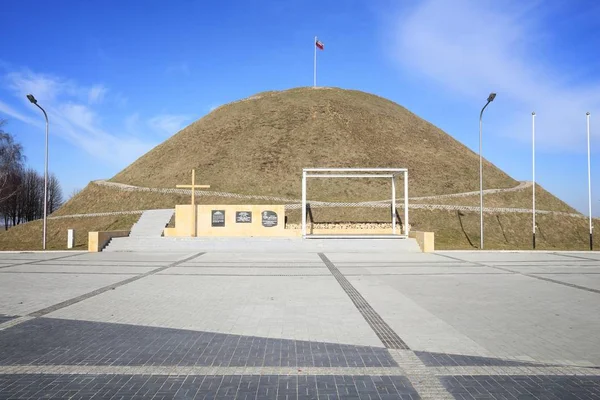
[88, 84, 108, 104]
[148, 114, 189, 136]
[1, 69, 156, 166]
[390, 0, 600, 151]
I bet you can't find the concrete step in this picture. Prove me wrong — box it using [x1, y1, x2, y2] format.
[104, 237, 422, 253]
[128, 209, 174, 238]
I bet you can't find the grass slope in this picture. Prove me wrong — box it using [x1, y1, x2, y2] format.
[0, 215, 139, 251]
[1, 87, 588, 251]
[112, 87, 518, 198]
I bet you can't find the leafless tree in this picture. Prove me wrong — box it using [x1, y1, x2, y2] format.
[0, 120, 64, 229]
[0, 120, 25, 204]
[48, 173, 64, 214]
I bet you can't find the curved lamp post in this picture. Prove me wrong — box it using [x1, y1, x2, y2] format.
[479, 92, 496, 250]
[26, 94, 49, 251]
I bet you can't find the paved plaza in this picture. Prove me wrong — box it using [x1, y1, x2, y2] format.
[1, 246, 600, 399]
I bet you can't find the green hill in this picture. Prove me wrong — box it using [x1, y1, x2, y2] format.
[2, 87, 596, 251]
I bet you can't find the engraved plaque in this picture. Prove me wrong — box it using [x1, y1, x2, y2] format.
[211, 210, 225, 227]
[236, 211, 252, 223]
[261, 211, 278, 227]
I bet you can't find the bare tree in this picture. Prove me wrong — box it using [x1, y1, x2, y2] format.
[0, 120, 25, 204]
[47, 173, 64, 214]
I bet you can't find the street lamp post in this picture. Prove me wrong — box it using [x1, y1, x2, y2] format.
[532, 112, 536, 249]
[587, 112, 593, 251]
[26, 94, 49, 251]
[479, 92, 496, 250]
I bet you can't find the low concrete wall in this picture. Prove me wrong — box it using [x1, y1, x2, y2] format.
[171, 205, 287, 237]
[88, 230, 130, 252]
[409, 231, 435, 252]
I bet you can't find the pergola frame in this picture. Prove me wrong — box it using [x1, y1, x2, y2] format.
[301, 168, 409, 238]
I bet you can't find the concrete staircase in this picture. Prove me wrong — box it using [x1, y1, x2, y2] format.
[103, 209, 174, 251]
[104, 236, 422, 253]
[129, 209, 175, 237]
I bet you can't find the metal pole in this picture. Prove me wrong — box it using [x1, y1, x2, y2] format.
[479, 103, 489, 249]
[391, 176, 396, 234]
[314, 36, 317, 87]
[404, 170, 409, 236]
[302, 170, 307, 237]
[532, 112, 536, 249]
[191, 169, 196, 237]
[42, 108, 48, 250]
[587, 112, 593, 250]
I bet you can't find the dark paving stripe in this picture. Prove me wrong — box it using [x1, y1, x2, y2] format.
[0, 318, 397, 368]
[435, 253, 600, 295]
[0, 252, 84, 269]
[525, 274, 600, 295]
[0, 315, 17, 325]
[28, 252, 205, 318]
[318, 253, 409, 350]
[416, 351, 547, 367]
[553, 252, 599, 261]
[0, 271, 140, 275]
[0, 374, 419, 399]
[440, 375, 600, 399]
[161, 273, 329, 277]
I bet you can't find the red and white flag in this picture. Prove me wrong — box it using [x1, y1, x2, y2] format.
[315, 39, 324, 50]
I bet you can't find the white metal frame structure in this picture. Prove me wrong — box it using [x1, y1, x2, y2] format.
[301, 168, 409, 239]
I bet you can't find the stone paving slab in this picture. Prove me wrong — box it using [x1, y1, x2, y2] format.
[195, 253, 324, 263]
[0, 273, 140, 316]
[0, 315, 16, 325]
[561, 252, 600, 261]
[66, 252, 190, 262]
[337, 266, 502, 276]
[159, 267, 331, 276]
[495, 264, 600, 274]
[0, 318, 396, 368]
[437, 251, 585, 262]
[0, 374, 420, 400]
[347, 275, 494, 357]
[440, 375, 600, 399]
[353, 273, 600, 365]
[0, 264, 157, 274]
[326, 252, 447, 263]
[47, 275, 384, 347]
[0, 252, 84, 260]
[1, 249, 600, 399]
[532, 273, 600, 291]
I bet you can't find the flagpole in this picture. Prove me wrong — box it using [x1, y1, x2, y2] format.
[532, 112, 536, 249]
[314, 36, 317, 87]
[587, 112, 593, 250]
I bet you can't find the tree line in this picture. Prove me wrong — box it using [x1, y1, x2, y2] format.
[0, 119, 64, 229]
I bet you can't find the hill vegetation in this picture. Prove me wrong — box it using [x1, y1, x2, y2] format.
[2, 87, 595, 251]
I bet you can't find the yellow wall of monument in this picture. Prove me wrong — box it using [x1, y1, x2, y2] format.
[162, 204, 433, 251]
[166, 204, 293, 237]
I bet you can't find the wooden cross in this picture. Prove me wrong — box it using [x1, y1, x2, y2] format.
[175, 169, 210, 237]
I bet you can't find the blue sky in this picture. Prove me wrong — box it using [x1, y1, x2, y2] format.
[1, 0, 599, 215]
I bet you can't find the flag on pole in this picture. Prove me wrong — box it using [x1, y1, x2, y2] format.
[315, 39, 324, 50]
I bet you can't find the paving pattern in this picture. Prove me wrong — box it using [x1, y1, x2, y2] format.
[0, 249, 599, 399]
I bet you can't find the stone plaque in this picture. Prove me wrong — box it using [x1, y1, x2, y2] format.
[211, 210, 225, 227]
[236, 211, 252, 223]
[261, 211, 278, 227]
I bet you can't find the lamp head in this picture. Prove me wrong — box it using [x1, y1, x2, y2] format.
[532, 112, 535, 116]
[487, 93, 497, 102]
[587, 112, 591, 116]
[26, 94, 37, 104]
